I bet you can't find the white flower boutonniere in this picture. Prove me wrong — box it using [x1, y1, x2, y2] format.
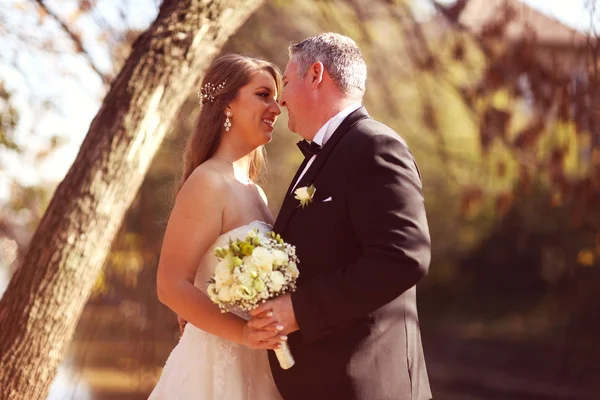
[294, 184, 316, 208]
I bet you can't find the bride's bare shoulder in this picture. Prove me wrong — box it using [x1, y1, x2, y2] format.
[179, 162, 227, 198]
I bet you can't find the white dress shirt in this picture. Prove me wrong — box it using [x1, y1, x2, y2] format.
[292, 103, 362, 192]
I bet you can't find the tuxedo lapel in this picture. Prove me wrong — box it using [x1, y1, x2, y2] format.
[273, 107, 370, 234]
[294, 107, 369, 191]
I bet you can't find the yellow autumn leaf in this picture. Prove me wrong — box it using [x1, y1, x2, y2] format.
[576, 249, 595, 267]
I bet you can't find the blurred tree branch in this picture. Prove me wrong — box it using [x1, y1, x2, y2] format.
[32, 0, 111, 85]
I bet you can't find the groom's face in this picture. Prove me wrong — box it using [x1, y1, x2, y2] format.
[281, 59, 312, 137]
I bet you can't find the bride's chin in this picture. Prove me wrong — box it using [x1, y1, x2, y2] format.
[262, 131, 274, 143]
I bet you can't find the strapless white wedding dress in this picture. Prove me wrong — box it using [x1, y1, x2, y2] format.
[148, 220, 282, 400]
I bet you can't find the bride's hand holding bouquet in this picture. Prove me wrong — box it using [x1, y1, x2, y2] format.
[207, 228, 299, 369]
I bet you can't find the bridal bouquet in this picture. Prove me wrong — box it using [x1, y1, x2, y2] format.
[207, 228, 299, 369]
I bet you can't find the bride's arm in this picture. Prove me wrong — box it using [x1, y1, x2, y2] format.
[156, 167, 280, 349]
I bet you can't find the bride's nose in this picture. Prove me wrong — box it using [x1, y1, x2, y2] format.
[270, 101, 281, 116]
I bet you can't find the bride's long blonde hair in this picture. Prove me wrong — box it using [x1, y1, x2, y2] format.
[179, 54, 283, 193]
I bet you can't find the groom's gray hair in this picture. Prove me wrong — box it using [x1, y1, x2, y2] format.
[289, 33, 367, 100]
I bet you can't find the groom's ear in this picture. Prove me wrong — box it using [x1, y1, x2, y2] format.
[309, 61, 324, 89]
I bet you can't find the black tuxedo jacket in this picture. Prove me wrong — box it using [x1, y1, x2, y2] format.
[270, 107, 432, 400]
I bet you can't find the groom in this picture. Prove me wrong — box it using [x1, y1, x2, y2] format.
[250, 33, 432, 400]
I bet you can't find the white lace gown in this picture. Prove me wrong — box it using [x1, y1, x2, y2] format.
[148, 221, 282, 400]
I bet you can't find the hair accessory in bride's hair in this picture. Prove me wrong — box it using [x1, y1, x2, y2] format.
[198, 79, 227, 105]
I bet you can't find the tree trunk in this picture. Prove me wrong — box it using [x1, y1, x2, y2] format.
[0, 0, 264, 397]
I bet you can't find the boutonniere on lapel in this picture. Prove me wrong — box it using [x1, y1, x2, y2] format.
[294, 185, 316, 208]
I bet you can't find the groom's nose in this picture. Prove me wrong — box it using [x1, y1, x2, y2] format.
[279, 90, 288, 108]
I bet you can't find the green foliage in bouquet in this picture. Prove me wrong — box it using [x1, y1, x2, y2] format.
[208, 229, 299, 312]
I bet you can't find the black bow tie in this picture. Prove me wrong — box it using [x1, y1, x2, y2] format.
[297, 140, 322, 158]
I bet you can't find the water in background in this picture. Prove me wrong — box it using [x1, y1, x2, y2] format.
[47, 359, 93, 400]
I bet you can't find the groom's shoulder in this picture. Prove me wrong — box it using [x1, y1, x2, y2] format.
[349, 117, 410, 152]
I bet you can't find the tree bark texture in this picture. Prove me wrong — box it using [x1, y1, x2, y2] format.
[0, 0, 264, 398]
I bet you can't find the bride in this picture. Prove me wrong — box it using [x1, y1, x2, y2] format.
[148, 54, 284, 399]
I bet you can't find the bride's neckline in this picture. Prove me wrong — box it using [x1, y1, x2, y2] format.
[217, 220, 272, 240]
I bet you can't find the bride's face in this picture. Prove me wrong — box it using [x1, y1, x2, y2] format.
[227, 70, 281, 148]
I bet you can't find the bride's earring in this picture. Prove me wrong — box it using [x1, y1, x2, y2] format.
[225, 112, 232, 132]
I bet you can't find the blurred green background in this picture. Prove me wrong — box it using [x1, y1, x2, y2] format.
[1, 0, 599, 399]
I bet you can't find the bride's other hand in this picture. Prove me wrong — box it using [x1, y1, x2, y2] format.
[250, 293, 299, 336]
[243, 320, 286, 350]
[248, 311, 283, 331]
[248, 310, 285, 333]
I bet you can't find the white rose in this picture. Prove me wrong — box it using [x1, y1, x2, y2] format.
[214, 258, 228, 272]
[236, 285, 257, 300]
[258, 270, 269, 282]
[233, 267, 242, 281]
[247, 256, 273, 275]
[269, 271, 286, 292]
[237, 274, 254, 288]
[287, 261, 299, 278]
[214, 263, 233, 287]
[243, 264, 269, 282]
[272, 250, 288, 266]
[257, 263, 273, 274]
[235, 265, 257, 287]
[250, 247, 275, 270]
[217, 286, 232, 302]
